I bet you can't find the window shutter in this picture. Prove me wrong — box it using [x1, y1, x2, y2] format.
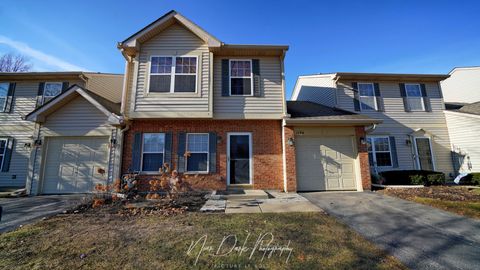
[164, 132, 173, 169]
[389, 136, 399, 168]
[4, 83, 16, 113]
[373, 83, 384, 112]
[208, 132, 217, 173]
[1, 138, 14, 172]
[352, 82, 360, 111]
[131, 132, 142, 172]
[399, 83, 410, 112]
[61, 82, 70, 93]
[252, 59, 261, 97]
[36, 82, 45, 108]
[221, 59, 230, 96]
[177, 132, 186, 173]
[420, 84, 432, 112]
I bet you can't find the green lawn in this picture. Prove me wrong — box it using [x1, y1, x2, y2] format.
[0, 211, 405, 269]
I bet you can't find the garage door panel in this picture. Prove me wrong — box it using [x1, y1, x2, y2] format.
[42, 137, 109, 194]
[296, 136, 357, 191]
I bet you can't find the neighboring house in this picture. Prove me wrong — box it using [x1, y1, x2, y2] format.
[445, 102, 480, 174]
[0, 72, 123, 194]
[441, 66, 480, 104]
[292, 72, 455, 180]
[117, 10, 288, 191]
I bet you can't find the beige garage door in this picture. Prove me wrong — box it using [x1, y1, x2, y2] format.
[296, 136, 357, 191]
[42, 137, 109, 194]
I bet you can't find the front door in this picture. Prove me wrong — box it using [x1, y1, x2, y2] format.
[415, 138, 434, 170]
[227, 133, 252, 185]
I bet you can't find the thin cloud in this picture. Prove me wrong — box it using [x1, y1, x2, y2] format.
[0, 35, 88, 71]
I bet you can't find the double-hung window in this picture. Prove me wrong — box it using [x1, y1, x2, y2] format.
[149, 56, 197, 93]
[230, 60, 252, 96]
[367, 137, 392, 167]
[43, 82, 63, 104]
[405, 84, 424, 111]
[0, 82, 9, 111]
[141, 133, 165, 172]
[358, 83, 376, 111]
[186, 133, 209, 173]
[0, 139, 6, 170]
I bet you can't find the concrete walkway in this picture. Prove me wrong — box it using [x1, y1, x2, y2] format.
[302, 191, 480, 270]
[201, 190, 322, 213]
[0, 195, 87, 233]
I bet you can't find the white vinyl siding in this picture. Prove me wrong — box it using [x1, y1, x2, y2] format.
[131, 23, 210, 117]
[291, 74, 337, 107]
[214, 56, 284, 119]
[441, 67, 480, 103]
[445, 111, 480, 173]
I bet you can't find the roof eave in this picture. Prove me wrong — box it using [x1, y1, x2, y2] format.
[284, 118, 383, 126]
[333, 72, 450, 82]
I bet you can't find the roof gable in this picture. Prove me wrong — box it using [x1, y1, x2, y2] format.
[26, 85, 122, 124]
[119, 10, 221, 50]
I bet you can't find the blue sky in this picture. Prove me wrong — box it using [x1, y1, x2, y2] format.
[1, 0, 479, 98]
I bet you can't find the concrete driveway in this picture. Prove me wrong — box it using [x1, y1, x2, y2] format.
[302, 191, 480, 270]
[0, 195, 87, 233]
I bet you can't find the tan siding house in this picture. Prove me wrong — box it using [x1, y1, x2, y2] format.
[292, 72, 454, 178]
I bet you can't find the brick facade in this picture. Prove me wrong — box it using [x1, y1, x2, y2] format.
[355, 126, 372, 190]
[122, 119, 284, 191]
[283, 126, 297, 192]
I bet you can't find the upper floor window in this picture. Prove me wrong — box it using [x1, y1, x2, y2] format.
[149, 56, 197, 93]
[358, 83, 377, 111]
[230, 60, 252, 96]
[367, 137, 392, 167]
[186, 133, 209, 173]
[43, 82, 63, 103]
[0, 138, 6, 170]
[141, 133, 165, 171]
[405, 84, 424, 111]
[0, 83, 9, 111]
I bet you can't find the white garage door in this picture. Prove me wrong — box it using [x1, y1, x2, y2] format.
[296, 136, 357, 191]
[42, 137, 109, 194]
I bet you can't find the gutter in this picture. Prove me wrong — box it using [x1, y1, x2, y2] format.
[120, 58, 132, 115]
[284, 118, 383, 125]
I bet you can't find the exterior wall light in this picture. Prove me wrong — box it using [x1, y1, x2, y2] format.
[287, 137, 295, 146]
[360, 137, 366, 145]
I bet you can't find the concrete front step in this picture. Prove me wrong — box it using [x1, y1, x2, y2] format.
[219, 189, 269, 200]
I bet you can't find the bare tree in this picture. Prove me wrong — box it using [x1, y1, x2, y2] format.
[0, 53, 32, 72]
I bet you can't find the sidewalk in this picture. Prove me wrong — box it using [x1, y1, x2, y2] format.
[201, 190, 323, 213]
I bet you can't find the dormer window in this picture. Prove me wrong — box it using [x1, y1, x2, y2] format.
[229, 60, 253, 96]
[43, 82, 63, 104]
[149, 56, 197, 93]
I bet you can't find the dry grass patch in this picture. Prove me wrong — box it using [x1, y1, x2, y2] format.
[0, 209, 405, 270]
[379, 186, 480, 219]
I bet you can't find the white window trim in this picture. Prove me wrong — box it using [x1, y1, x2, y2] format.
[185, 133, 209, 174]
[405, 83, 425, 111]
[147, 55, 198, 94]
[229, 59, 254, 96]
[226, 132, 253, 185]
[358, 82, 377, 111]
[0, 82, 10, 112]
[367, 136, 393, 168]
[140, 133, 166, 172]
[0, 138, 7, 171]
[412, 136, 436, 171]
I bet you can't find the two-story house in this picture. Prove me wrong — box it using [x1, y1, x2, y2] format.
[0, 72, 123, 194]
[291, 72, 454, 186]
[117, 10, 289, 190]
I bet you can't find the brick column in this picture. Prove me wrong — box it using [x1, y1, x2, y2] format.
[284, 126, 297, 192]
[355, 126, 371, 190]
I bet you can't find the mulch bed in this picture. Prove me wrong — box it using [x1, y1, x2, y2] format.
[378, 186, 480, 202]
[68, 191, 209, 217]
